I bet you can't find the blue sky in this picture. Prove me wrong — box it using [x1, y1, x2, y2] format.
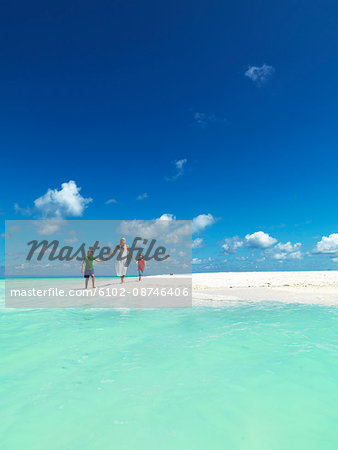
[2, 0, 338, 272]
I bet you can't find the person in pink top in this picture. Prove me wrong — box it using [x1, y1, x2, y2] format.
[137, 254, 147, 281]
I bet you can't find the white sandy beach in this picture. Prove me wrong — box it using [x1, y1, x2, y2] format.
[4, 271, 338, 307]
[191, 271, 338, 305]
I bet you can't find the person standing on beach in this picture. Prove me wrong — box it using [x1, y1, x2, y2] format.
[104, 237, 136, 283]
[81, 248, 102, 289]
[137, 253, 146, 281]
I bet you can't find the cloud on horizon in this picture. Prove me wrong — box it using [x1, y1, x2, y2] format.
[221, 231, 302, 261]
[264, 242, 302, 260]
[313, 233, 338, 255]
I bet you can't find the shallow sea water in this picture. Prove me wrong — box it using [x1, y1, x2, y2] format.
[1, 280, 337, 449]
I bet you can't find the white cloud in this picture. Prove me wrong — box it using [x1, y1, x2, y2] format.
[245, 231, 277, 249]
[194, 112, 214, 127]
[31, 181, 92, 236]
[119, 214, 190, 245]
[105, 198, 117, 205]
[245, 64, 275, 85]
[265, 242, 302, 260]
[159, 213, 215, 235]
[13, 181, 92, 237]
[119, 212, 214, 246]
[313, 233, 338, 254]
[34, 180, 92, 219]
[166, 159, 187, 181]
[192, 214, 215, 234]
[64, 236, 79, 244]
[192, 237, 203, 248]
[137, 193, 148, 200]
[221, 231, 304, 262]
[1, 225, 21, 239]
[158, 213, 176, 221]
[192, 257, 202, 264]
[222, 236, 243, 254]
[175, 159, 186, 171]
[193, 112, 226, 128]
[35, 220, 65, 236]
[192, 257, 214, 265]
[14, 203, 32, 216]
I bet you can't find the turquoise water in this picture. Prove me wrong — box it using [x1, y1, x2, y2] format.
[1, 281, 337, 450]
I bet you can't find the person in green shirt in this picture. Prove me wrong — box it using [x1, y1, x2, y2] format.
[81, 249, 102, 289]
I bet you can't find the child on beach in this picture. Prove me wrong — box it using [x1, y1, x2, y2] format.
[81, 249, 102, 289]
[137, 254, 146, 281]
